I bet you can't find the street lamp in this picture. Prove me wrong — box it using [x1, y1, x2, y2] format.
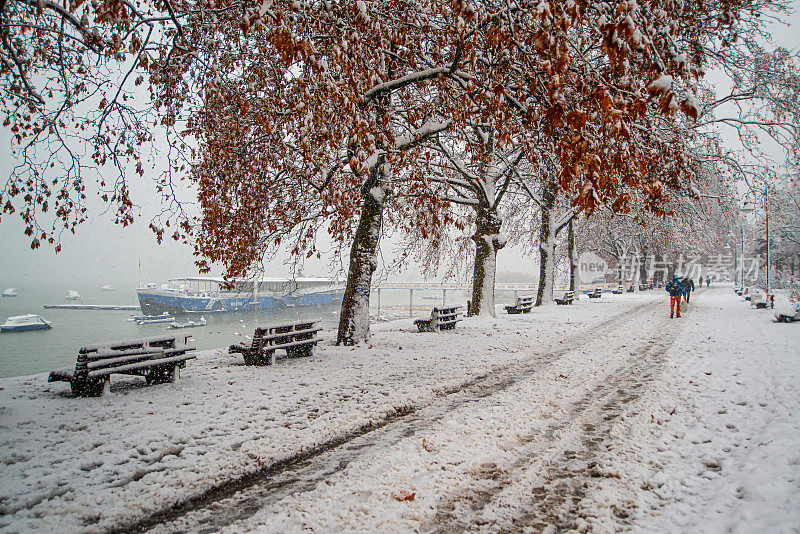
[740, 199, 754, 294]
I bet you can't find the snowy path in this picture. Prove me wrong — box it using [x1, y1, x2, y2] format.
[131, 302, 657, 533]
[2, 287, 798, 533]
[195, 299, 673, 532]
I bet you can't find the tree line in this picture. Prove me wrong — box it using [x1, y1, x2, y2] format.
[1, 0, 798, 344]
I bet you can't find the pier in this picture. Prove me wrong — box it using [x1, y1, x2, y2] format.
[42, 304, 141, 310]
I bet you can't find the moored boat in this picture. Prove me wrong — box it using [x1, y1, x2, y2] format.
[1, 314, 53, 332]
[2, 288, 18, 297]
[136, 277, 344, 316]
[137, 315, 175, 325]
[65, 290, 81, 300]
[168, 316, 207, 329]
[101, 285, 115, 291]
[128, 312, 171, 322]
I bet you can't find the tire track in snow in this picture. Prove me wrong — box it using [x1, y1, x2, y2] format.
[116, 302, 657, 534]
[428, 305, 680, 532]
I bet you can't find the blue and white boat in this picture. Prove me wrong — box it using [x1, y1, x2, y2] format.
[2, 288, 18, 297]
[136, 277, 344, 316]
[1, 314, 53, 332]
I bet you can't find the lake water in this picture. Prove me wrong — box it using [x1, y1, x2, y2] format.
[0, 285, 492, 378]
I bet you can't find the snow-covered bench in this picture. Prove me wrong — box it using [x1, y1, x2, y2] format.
[775, 303, 800, 323]
[48, 334, 196, 397]
[554, 291, 575, 305]
[750, 290, 774, 309]
[229, 320, 322, 365]
[415, 306, 463, 332]
[588, 288, 603, 298]
[504, 296, 534, 314]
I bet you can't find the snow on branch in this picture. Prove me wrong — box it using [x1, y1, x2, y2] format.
[362, 66, 451, 103]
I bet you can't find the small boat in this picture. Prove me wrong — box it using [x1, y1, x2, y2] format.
[65, 290, 81, 301]
[101, 285, 115, 291]
[128, 312, 171, 322]
[137, 314, 175, 325]
[168, 316, 207, 329]
[2, 288, 18, 297]
[1, 314, 53, 332]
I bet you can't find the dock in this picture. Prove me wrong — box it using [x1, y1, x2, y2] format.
[43, 304, 140, 310]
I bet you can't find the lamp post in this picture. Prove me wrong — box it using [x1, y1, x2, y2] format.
[765, 185, 771, 298]
[740, 199, 754, 293]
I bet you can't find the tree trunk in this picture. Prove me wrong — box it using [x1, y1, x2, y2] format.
[536, 183, 557, 306]
[469, 208, 505, 316]
[568, 218, 579, 298]
[336, 160, 386, 345]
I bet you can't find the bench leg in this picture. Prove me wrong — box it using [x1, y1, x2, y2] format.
[145, 364, 179, 385]
[416, 321, 435, 333]
[71, 377, 109, 397]
[286, 345, 313, 359]
[244, 350, 275, 366]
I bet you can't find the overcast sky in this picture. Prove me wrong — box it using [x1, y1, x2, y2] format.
[1, 5, 797, 293]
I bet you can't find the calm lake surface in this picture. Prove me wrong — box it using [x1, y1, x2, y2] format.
[0, 284, 491, 378]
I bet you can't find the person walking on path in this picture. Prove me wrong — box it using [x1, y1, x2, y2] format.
[683, 277, 695, 302]
[698, 275, 704, 288]
[666, 275, 685, 319]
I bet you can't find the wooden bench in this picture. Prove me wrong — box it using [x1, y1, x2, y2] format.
[229, 320, 322, 365]
[750, 290, 774, 309]
[554, 291, 575, 305]
[415, 306, 463, 332]
[48, 334, 196, 397]
[588, 288, 603, 298]
[611, 286, 623, 294]
[504, 296, 534, 314]
[775, 303, 800, 323]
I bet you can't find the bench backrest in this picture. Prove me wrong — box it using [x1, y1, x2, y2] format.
[79, 334, 194, 362]
[432, 306, 462, 323]
[433, 306, 461, 314]
[558, 291, 575, 299]
[516, 296, 534, 305]
[250, 320, 320, 348]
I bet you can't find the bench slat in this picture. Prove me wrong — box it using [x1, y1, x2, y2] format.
[79, 334, 192, 352]
[270, 335, 321, 351]
[87, 354, 196, 378]
[85, 348, 195, 370]
[82, 347, 166, 361]
[257, 326, 322, 343]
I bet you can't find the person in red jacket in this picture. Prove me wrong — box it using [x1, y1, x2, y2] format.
[665, 275, 685, 319]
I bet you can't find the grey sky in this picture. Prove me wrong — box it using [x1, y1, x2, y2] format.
[1, 4, 797, 293]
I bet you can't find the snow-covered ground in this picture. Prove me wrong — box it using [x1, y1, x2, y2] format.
[0, 287, 798, 532]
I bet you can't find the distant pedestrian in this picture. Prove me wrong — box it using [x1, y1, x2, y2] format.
[665, 275, 685, 319]
[706, 278, 711, 287]
[698, 275, 704, 287]
[683, 277, 695, 303]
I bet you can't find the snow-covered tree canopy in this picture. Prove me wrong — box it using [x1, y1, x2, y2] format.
[1, 0, 792, 272]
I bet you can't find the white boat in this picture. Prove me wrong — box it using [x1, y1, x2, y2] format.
[137, 315, 175, 325]
[65, 290, 81, 301]
[168, 316, 207, 329]
[1, 314, 53, 332]
[128, 312, 171, 322]
[2, 288, 18, 297]
[101, 285, 115, 291]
